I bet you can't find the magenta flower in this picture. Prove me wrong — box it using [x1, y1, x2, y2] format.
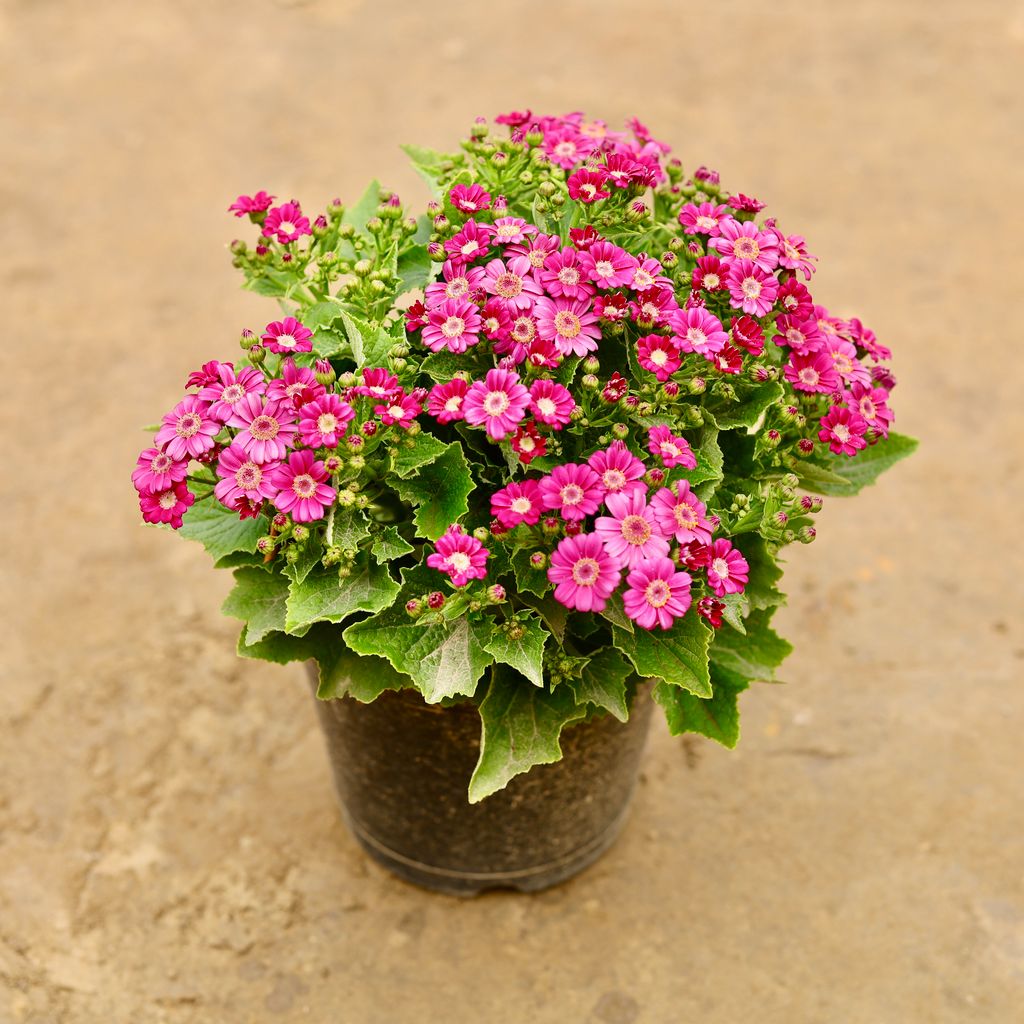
[449, 183, 492, 214]
[299, 394, 354, 448]
[351, 367, 401, 401]
[539, 463, 605, 521]
[629, 256, 671, 293]
[692, 255, 726, 292]
[375, 390, 422, 429]
[534, 296, 601, 357]
[824, 337, 872, 387]
[647, 425, 697, 470]
[622, 557, 693, 630]
[775, 231, 818, 279]
[426, 525, 489, 587]
[848, 382, 894, 438]
[427, 379, 469, 424]
[262, 201, 311, 244]
[578, 241, 637, 289]
[215, 442, 280, 507]
[710, 343, 744, 375]
[774, 314, 823, 356]
[649, 480, 713, 545]
[784, 351, 841, 394]
[730, 316, 765, 357]
[463, 368, 530, 439]
[509, 231, 560, 271]
[132, 447, 189, 494]
[706, 539, 749, 597]
[818, 405, 869, 456]
[228, 191, 275, 217]
[595, 490, 670, 569]
[422, 297, 482, 354]
[548, 532, 621, 613]
[270, 450, 336, 523]
[711, 218, 780, 271]
[490, 216, 536, 246]
[266, 358, 324, 406]
[198, 363, 266, 423]
[567, 168, 611, 203]
[637, 334, 681, 381]
[510, 423, 547, 465]
[528, 379, 575, 429]
[481, 256, 541, 311]
[233, 394, 299, 463]
[491, 479, 544, 528]
[139, 480, 195, 530]
[678, 202, 730, 237]
[670, 307, 729, 356]
[479, 298, 513, 342]
[544, 127, 595, 169]
[632, 287, 678, 329]
[445, 219, 493, 264]
[262, 317, 313, 355]
[726, 259, 779, 316]
[778, 278, 814, 318]
[540, 247, 594, 300]
[425, 260, 486, 306]
[154, 395, 221, 461]
[588, 441, 647, 499]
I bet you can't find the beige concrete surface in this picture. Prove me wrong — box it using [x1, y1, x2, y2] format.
[2, 0, 1023, 1021]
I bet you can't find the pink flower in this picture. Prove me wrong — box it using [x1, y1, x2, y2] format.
[262, 201, 311, 244]
[299, 394, 354, 448]
[637, 334, 681, 381]
[199, 363, 267, 422]
[449, 183, 492, 214]
[490, 216, 536, 246]
[774, 314, 823, 356]
[730, 315, 765, 357]
[706, 539, 749, 597]
[427, 379, 469, 424]
[139, 480, 195, 529]
[775, 231, 817, 279]
[132, 447, 189, 494]
[622, 556, 693, 630]
[544, 127, 595, 170]
[588, 441, 646, 499]
[567, 168, 611, 203]
[818, 405, 869, 455]
[710, 343, 743, 375]
[678, 202, 731, 236]
[233, 394, 299, 463]
[595, 490, 670, 569]
[726, 260, 779, 316]
[727, 193, 765, 213]
[266, 358, 324, 406]
[778, 278, 814, 318]
[603, 152, 650, 189]
[534, 296, 601, 357]
[647, 425, 697, 469]
[271, 450, 336, 523]
[528, 379, 575, 428]
[824, 337, 872, 387]
[491, 479, 544, 528]
[649, 480, 713, 544]
[510, 423, 546, 464]
[154, 395, 221, 461]
[692, 255, 726, 292]
[186, 360, 225, 390]
[228, 191, 275, 217]
[463, 368, 530, 439]
[261, 317, 313, 355]
[539, 463, 605, 521]
[422, 297, 482, 354]
[847, 382, 894, 438]
[375, 390, 422, 428]
[444, 219, 493, 264]
[848, 318, 892, 362]
[711, 218, 780, 271]
[594, 293, 630, 322]
[540, 247, 594, 300]
[548, 532, 622, 612]
[426, 524, 489, 587]
[629, 256, 671, 293]
[351, 367, 401, 401]
[215, 442, 280, 506]
[478, 298, 513, 341]
[425, 260, 486, 306]
[481, 256, 541, 311]
[632, 287, 678, 329]
[670, 307, 729, 356]
[577, 241, 637, 288]
[784, 350, 841, 394]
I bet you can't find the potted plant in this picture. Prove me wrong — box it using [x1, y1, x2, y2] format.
[133, 110, 915, 895]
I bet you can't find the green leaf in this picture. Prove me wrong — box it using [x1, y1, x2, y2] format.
[342, 179, 383, 234]
[799, 432, 918, 497]
[327, 505, 372, 551]
[713, 381, 785, 430]
[709, 608, 792, 682]
[339, 310, 394, 368]
[222, 568, 292, 645]
[732, 534, 785, 611]
[598, 592, 634, 634]
[314, 640, 412, 702]
[391, 442, 475, 541]
[653, 663, 749, 747]
[511, 548, 551, 598]
[179, 496, 266, 561]
[343, 592, 493, 703]
[682, 424, 724, 499]
[370, 526, 415, 562]
[420, 349, 466, 382]
[568, 647, 632, 722]
[304, 300, 350, 358]
[612, 613, 712, 697]
[519, 592, 568, 643]
[395, 245, 433, 296]
[284, 559, 400, 634]
[401, 144, 455, 195]
[468, 667, 588, 802]
[481, 612, 549, 688]
[236, 620, 330, 665]
[282, 533, 324, 586]
[390, 430, 449, 478]
[719, 593, 747, 633]
[213, 550, 272, 571]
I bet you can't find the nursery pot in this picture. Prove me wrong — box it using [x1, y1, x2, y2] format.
[307, 665, 653, 896]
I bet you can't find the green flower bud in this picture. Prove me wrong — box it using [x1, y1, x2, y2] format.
[353, 259, 373, 277]
[688, 376, 707, 395]
[472, 526, 489, 543]
[582, 373, 600, 390]
[583, 355, 600, 373]
[611, 422, 629, 439]
[292, 525, 309, 543]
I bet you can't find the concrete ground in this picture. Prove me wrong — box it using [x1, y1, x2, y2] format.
[3, 0, 1023, 1020]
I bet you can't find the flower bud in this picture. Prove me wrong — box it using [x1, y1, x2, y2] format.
[337, 564, 352, 579]
[336, 489, 355, 507]
[365, 217, 384, 234]
[582, 373, 600, 391]
[801, 495, 823, 513]
[292, 525, 309, 543]
[328, 198, 345, 220]
[312, 215, 329, 238]
[763, 428, 781, 448]
[660, 251, 678, 269]
[796, 438, 815, 456]
[272, 513, 289, 529]
[564, 520, 582, 537]
[541, 517, 561, 536]
[472, 526, 489, 543]
[645, 468, 666, 487]
[611, 422, 629, 439]
[782, 473, 799, 489]
[797, 526, 817, 544]
[314, 359, 336, 387]
[427, 591, 445, 610]
[285, 547, 299, 565]
[338, 371, 356, 388]
[487, 584, 506, 603]
[353, 259, 373, 278]
[346, 434, 365, 451]
[405, 598, 423, 618]
[348, 454, 365, 471]
[529, 551, 548, 570]
[322, 545, 343, 566]
[583, 355, 600, 373]
[361, 421, 378, 437]
[239, 327, 257, 351]
[662, 381, 680, 398]
[256, 537, 275, 555]
[687, 376, 707, 395]
[248, 344, 266, 365]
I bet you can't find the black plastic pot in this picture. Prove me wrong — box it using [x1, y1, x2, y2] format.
[307, 666, 653, 896]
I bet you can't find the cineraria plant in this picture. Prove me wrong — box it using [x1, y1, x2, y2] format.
[134, 111, 915, 801]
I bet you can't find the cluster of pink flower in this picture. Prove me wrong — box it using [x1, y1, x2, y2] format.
[426, 435, 748, 631]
